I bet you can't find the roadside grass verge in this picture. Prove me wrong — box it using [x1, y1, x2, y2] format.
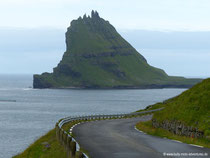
[13, 120, 83, 158]
[136, 120, 210, 148]
[13, 120, 91, 158]
[136, 102, 166, 112]
[13, 129, 67, 158]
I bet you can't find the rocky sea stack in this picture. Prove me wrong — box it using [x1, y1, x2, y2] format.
[33, 10, 201, 89]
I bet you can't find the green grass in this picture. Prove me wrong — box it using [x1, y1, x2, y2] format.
[136, 121, 210, 148]
[153, 78, 210, 136]
[136, 102, 166, 112]
[135, 78, 210, 148]
[13, 129, 67, 158]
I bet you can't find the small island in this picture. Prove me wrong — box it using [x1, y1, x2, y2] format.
[33, 11, 201, 89]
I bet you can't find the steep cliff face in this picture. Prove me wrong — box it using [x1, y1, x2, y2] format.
[33, 11, 201, 89]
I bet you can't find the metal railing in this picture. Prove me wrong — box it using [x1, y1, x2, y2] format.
[55, 108, 163, 158]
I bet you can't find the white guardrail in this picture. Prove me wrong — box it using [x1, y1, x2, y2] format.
[55, 108, 163, 158]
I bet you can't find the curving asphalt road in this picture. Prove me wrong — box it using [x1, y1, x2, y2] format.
[73, 115, 210, 158]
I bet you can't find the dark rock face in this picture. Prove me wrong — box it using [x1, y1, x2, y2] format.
[33, 10, 201, 89]
[33, 73, 53, 88]
[54, 64, 81, 78]
[152, 119, 204, 138]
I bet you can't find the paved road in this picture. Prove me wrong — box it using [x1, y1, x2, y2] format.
[73, 115, 210, 158]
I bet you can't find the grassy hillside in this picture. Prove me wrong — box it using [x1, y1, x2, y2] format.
[33, 11, 201, 89]
[137, 78, 210, 147]
[153, 78, 210, 135]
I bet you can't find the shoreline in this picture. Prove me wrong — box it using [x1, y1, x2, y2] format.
[33, 84, 193, 90]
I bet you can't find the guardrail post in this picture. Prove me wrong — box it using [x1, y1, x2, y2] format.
[59, 129, 63, 144]
[61, 130, 64, 145]
[70, 141, 76, 158]
[67, 136, 72, 158]
[63, 132, 68, 149]
[55, 123, 59, 141]
[62, 130, 66, 146]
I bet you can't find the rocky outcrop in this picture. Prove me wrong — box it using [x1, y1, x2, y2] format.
[152, 119, 204, 138]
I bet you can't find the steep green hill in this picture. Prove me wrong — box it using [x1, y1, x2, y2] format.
[146, 78, 210, 137]
[33, 11, 201, 89]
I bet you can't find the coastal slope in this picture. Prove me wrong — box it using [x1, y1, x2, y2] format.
[137, 78, 210, 146]
[152, 78, 210, 137]
[33, 11, 201, 89]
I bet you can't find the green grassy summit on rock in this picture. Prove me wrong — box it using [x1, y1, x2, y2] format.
[33, 10, 201, 89]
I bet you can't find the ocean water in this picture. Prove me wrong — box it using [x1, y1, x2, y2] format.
[0, 74, 186, 158]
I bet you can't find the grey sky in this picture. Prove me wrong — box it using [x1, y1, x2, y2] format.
[0, 0, 210, 77]
[1, 0, 210, 31]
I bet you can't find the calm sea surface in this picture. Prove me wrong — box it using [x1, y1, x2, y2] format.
[0, 74, 186, 158]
